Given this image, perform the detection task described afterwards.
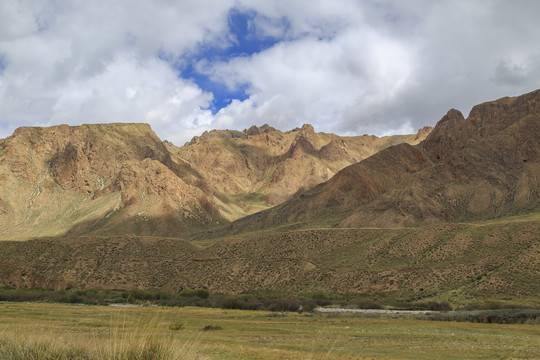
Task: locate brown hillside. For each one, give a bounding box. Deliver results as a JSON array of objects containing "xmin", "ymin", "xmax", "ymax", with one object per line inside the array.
[
  {"xmin": 0, "ymin": 123, "xmax": 222, "ymax": 240},
  {"xmin": 0, "ymin": 218, "xmax": 538, "ymax": 306},
  {"xmin": 229, "ymin": 89, "xmax": 540, "ymax": 232},
  {"xmin": 173, "ymin": 123, "xmax": 431, "ymax": 219},
  {"xmin": 0, "ymin": 121, "xmax": 428, "ymax": 240}
]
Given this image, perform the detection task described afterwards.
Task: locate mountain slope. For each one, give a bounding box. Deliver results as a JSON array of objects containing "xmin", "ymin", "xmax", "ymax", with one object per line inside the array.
[
  {"xmin": 0, "ymin": 123, "xmax": 222, "ymax": 240},
  {"xmin": 228, "ymin": 89, "xmax": 540, "ymax": 232},
  {"xmin": 0, "ymin": 122, "xmax": 429, "ymax": 240},
  {"xmin": 0, "ymin": 90, "xmax": 539, "ymax": 307},
  {"xmin": 172, "ymin": 124, "xmax": 431, "ymax": 219}
]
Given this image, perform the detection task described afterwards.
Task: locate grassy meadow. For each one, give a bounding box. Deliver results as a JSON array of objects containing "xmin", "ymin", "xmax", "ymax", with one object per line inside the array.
[{"xmin": 0, "ymin": 303, "xmax": 539, "ymax": 359}]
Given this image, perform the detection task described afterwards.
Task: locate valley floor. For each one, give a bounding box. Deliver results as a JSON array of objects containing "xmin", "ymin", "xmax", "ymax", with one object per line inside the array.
[{"xmin": 0, "ymin": 303, "xmax": 539, "ymax": 359}]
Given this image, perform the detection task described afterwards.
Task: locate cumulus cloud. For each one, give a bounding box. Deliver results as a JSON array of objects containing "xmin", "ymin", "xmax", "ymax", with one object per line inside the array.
[
  {"xmin": 0, "ymin": 0, "xmax": 232, "ymax": 140},
  {"xmin": 1, "ymin": 0, "xmax": 539, "ymax": 144},
  {"xmin": 208, "ymin": 0, "xmax": 540, "ymax": 137},
  {"xmin": 205, "ymin": 29, "xmax": 415, "ymax": 135}
]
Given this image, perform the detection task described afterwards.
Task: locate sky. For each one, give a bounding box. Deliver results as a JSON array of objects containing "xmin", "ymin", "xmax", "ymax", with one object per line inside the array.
[{"xmin": 0, "ymin": 0, "xmax": 539, "ymax": 145}]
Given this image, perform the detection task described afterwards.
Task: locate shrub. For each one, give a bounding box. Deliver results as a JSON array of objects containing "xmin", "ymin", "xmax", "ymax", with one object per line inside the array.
[
  {"xmin": 68, "ymin": 294, "xmax": 82, "ymax": 304},
  {"xmin": 355, "ymin": 300, "xmax": 383, "ymax": 310},
  {"xmin": 406, "ymin": 301, "xmax": 453, "ymax": 312},
  {"xmin": 179, "ymin": 289, "xmax": 210, "ymax": 299},
  {"xmin": 221, "ymin": 295, "xmax": 262, "ymax": 310},
  {"xmin": 202, "ymin": 325, "xmax": 222, "ymax": 331},
  {"xmin": 270, "ymin": 298, "xmax": 300, "ymax": 312},
  {"xmin": 300, "ymin": 300, "xmax": 318, "ymax": 313},
  {"xmin": 425, "ymin": 301, "xmax": 453, "ymax": 312},
  {"xmin": 221, "ymin": 296, "xmax": 240, "ymax": 309},
  {"xmin": 311, "ymin": 293, "xmax": 331, "ymax": 306},
  {"xmin": 195, "ymin": 289, "xmax": 210, "ymax": 299}
]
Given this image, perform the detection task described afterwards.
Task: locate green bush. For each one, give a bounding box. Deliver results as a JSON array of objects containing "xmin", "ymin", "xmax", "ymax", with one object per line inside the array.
[
  {"xmin": 221, "ymin": 295, "xmax": 261, "ymax": 310},
  {"xmin": 179, "ymin": 289, "xmax": 209, "ymax": 299},
  {"xmin": 310, "ymin": 293, "xmax": 331, "ymax": 306},
  {"xmin": 269, "ymin": 298, "xmax": 300, "ymax": 312},
  {"xmin": 422, "ymin": 301, "xmax": 452, "ymax": 312}
]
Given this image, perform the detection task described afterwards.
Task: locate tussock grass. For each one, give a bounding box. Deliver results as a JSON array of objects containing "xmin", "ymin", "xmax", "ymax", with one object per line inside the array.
[
  {"xmin": 0, "ymin": 307, "xmax": 207, "ymax": 360},
  {"xmin": 0, "ymin": 336, "xmax": 87, "ymax": 360}
]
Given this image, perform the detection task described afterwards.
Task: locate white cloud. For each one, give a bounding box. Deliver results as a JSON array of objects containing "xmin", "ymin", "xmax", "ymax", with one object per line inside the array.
[
  {"xmin": 207, "ymin": 0, "xmax": 540, "ymax": 137},
  {"xmin": 206, "ymin": 18, "xmax": 416, "ymax": 135},
  {"xmin": 1, "ymin": 0, "xmax": 539, "ymax": 144},
  {"xmin": 0, "ymin": 0, "xmax": 233, "ymax": 140}
]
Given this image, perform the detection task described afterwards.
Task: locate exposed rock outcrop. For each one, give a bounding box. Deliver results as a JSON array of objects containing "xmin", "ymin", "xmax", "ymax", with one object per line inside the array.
[{"xmin": 0, "ymin": 123, "xmax": 223, "ymax": 240}]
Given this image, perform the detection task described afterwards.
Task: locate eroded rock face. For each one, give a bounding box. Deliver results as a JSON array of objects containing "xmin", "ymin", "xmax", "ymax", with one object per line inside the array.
[
  {"xmin": 185, "ymin": 124, "xmax": 278, "ymax": 145},
  {"xmin": 175, "ymin": 123, "xmax": 430, "ymax": 216},
  {"xmin": 229, "ymin": 89, "xmax": 540, "ymax": 232},
  {"xmin": 0, "ymin": 123, "xmax": 222, "ymax": 240},
  {"xmin": 0, "ymin": 120, "xmax": 431, "ymax": 239}
]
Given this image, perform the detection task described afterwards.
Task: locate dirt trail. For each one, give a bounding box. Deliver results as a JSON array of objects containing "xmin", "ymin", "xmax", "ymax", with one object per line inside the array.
[{"xmin": 315, "ymin": 308, "xmax": 433, "ymax": 314}]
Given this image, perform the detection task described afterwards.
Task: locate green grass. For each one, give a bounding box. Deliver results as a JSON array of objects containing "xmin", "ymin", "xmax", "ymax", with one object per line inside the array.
[{"xmin": 0, "ymin": 303, "xmax": 538, "ymax": 359}]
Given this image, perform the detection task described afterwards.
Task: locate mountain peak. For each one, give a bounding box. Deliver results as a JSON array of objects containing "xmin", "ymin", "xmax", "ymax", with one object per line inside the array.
[
  {"xmin": 0, "ymin": 122, "xmax": 222, "ymax": 239},
  {"xmin": 228, "ymin": 88, "xmax": 540, "ymax": 232},
  {"xmin": 300, "ymin": 123, "xmax": 315, "ymax": 133},
  {"xmin": 244, "ymin": 124, "xmax": 277, "ymax": 136},
  {"xmin": 186, "ymin": 124, "xmax": 278, "ymax": 145}
]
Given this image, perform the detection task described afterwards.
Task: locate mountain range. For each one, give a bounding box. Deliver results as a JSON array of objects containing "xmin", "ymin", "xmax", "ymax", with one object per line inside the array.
[
  {"xmin": 0, "ymin": 121, "xmax": 429, "ymax": 240},
  {"xmin": 0, "ymin": 89, "xmax": 539, "ymax": 307},
  {"xmin": 229, "ymin": 89, "xmax": 540, "ymax": 232}
]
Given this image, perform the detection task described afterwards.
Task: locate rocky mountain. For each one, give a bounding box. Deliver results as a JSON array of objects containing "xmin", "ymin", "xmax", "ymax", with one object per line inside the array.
[
  {"xmin": 0, "ymin": 122, "xmax": 428, "ymax": 240},
  {"xmin": 184, "ymin": 124, "xmax": 277, "ymax": 145},
  {"xmin": 171, "ymin": 124, "xmax": 431, "ymax": 219},
  {"xmin": 0, "ymin": 123, "xmax": 223, "ymax": 240},
  {"xmin": 0, "ymin": 89, "xmax": 539, "ymax": 307},
  {"xmin": 229, "ymin": 89, "xmax": 540, "ymax": 232}
]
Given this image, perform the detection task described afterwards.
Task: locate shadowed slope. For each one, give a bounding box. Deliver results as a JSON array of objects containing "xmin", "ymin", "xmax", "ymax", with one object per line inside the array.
[{"xmin": 228, "ymin": 89, "xmax": 540, "ymax": 232}]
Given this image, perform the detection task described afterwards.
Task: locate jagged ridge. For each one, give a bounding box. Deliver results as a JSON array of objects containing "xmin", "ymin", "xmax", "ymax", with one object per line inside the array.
[{"xmin": 173, "ymin": 123, "xmax": 430, "ymax": 219}]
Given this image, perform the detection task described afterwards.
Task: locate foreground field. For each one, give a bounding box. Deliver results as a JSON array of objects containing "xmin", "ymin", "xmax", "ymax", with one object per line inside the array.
[{"xmin": 0, "ymin": 303, "xmax": 539, "ymax": 359}]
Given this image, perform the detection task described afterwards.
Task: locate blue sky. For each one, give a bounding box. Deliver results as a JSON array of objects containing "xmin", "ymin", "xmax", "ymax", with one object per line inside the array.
[
  {"xmin": 180, "ymin": 9, "xmax": 283, "ymax": 113},
  {"xmin": 0, "ymin": 0, "xmax": 539, "ymax": 144}
]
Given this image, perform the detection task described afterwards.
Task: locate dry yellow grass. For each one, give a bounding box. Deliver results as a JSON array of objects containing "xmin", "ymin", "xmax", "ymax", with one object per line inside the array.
[
  {"xmin": 0, "ymin": 304, "xmax": 207, "ymax": 359},
  {"xmin": 0, "ymin": 303, "xmax": 539, "ymax": 359}
]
